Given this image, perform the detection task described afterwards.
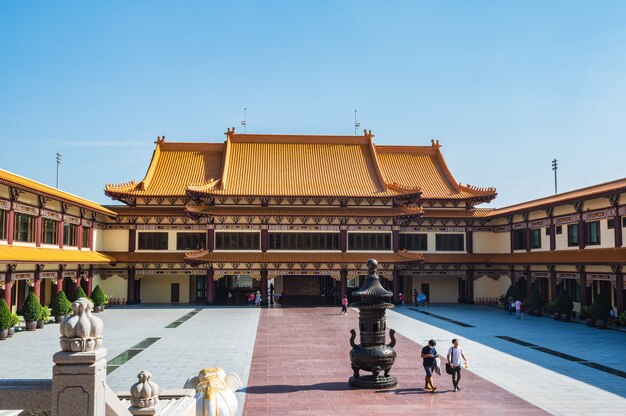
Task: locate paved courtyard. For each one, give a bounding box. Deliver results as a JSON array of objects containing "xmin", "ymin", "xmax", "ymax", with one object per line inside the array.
[{"xmin": 1, "ymin": 304, "xmax": 625, "ymax": 415}]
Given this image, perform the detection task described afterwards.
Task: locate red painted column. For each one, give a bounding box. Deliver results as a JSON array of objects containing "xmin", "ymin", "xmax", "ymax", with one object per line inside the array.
[
  {"xmin": 89, "ymin": 225, "xmax": 94, "ymax": 250},
  {"xmin": 613, "ymin": 266, "xmax": 623, "ymax": 314},
  {"xmin": 127, "ymin": 268, "xmax": 136, "ymax": 304},
  {"xmin": 56, "ymin": 267, "xmax": 64, "ymax": 294},
  {"xmin": 260, "ymin": 268, "xmax": 268, "ymax": 307},
  {"xmin": 340, "ymin": 268, "xmax": 348, "ymax": 299},
  {"xmin": 578, "ymin": 265, "xmax": 589, "ymax": 306},
  {"xmin": 578, "ymin": 219, "xmax": 586, "ymax": 249},
  {"xmin": 86, "ymin": 266, "xmax": 93, "ymax": 296},
  {"xmin": 7, "ymin": 208, "xmax": 14, "ymax": 245},
  {"xmin": 549, "ymin": 265, "xmax": 557, "ymax": 301},
  {"xmin": 549, "ymin": 223, "xmax": 556, "ymax": 251},
  {"xmin": 392, "ymin": 269, "xmax": 400, "ymax": 303},
  {"xmin": 525, "ymin": 225, "xmax": 532, "ymax": 253},
  {"xmin": 207, "ymin": 227, "xmax": 215, "ymax": 252},
  {"xmin": 206, "ymin": 269, "xmax": 215, "ymax": 305},
  {"xmin": 458, "ymin": 277, "xmax": 465, "ymax": 303},
  {"xmin": 33, "ymin": 264, "xmax": 42, "ymax": 298},
  {"xmin": 4, "ymin": 265, "xmax": 14, "ymax": 310},
  {"xmin": 340, "ymin": 228, "xmax": 347, "ymax": 252},
  {"xmin": 392, "ymin": 229, "xmax": 400, "ymax": 253},
  {"xmin": 466, "ymin": 268, "xmax": 475, "ymax": 304},
  {"xmin": 35, "ymin": 213, "xmax": 42, "ymax": 247},
  {"xmin": 261, "ymin": 228, "xmax": 269, "ymax": 252},
  {"xmin": 58, "ymin": 219, "xmax": 65, "ymax": 249},
  {"xmin": 614, "ymin": 213, "xmax": 623, "ymax": 247},
  {"xmin": 77, "ymin": 225, "xmax": 83, "ymax": 251},
  {"xmin": 465, "ymin": 229, "xmax": 474, "ymax": 254},
  {"xmin": 128, "ymin": 228, "xmax": 136, "ymax": 252},
  {"xmin": 525, "ymin": 266, "xmax": 532, "ymax": 299}
]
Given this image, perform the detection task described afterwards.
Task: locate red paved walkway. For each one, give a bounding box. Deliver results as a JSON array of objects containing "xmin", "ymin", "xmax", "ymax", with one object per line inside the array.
[{"xmin": 243, "ymin": 307, "xmax": 546, "ymax": 416}]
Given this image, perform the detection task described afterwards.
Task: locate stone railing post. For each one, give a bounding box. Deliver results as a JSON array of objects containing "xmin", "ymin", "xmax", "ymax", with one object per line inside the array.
[{"xmin": 51, "ymin": 297, "xmax": 106, "ymax": 416}]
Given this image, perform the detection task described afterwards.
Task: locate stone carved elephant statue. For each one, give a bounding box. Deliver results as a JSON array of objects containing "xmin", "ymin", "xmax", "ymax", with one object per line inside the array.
[{"xmin": 184, "ymin": 367, "xmax": 243, "ymax": 416}]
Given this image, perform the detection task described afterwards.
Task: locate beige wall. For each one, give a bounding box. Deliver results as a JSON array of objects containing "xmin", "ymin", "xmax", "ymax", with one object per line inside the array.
[
  {"xmin": 93, "ymin": 273, "xmax": 128, "ymax": 301},
  {"xmin": 99, "ymin": 229, "xmax": 129, "ymax": 251},
  {"xmin": 140, "ymin": 274, "xmax": 190, "ymax": 303},
  {"xmin": 408, "ymin": 276, "xmax": 458, "ymax": 303},
  {"xmin": 474, "ymin": 231, "xmax": 509, "ymax": 253},
  {"xmin": 474, "ymin": 274, "xmax": 510, "ymax": 300}
]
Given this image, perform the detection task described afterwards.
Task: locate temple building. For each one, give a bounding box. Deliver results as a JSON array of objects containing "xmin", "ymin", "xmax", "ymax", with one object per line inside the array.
[{"xmin": 1, "ymin": 129, "xmax": 625, "ymax": 316}]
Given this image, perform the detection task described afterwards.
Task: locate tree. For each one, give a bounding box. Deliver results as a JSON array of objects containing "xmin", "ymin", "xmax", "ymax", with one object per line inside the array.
[
  {"xmin": 555, "ymin": 290, "xmax": 573, "ymax": 315},
  {"xmin": 90, "ymin": 285, "xmax": 107, "ymax": 307},
  {"xmin": 52, "ymin": 291, "xmax": 72, "ymax": 317},
  {"xmin": 527, "ymin": 288, "xmax": 544, "ymax": 311},
  {"xmin": 590, "ymin": 294, "xmax": 611, "ymax": 321},
  {"xmin": 22, "ymin": 292, "xmax": 42, "ymax": 322},
  {"xmin": 0, "ymin": 299, "xmax": 11, "ymax": 331},
  {"xmin": 74, "ymin": 286, "xmax": 88, "ymax": 301}
]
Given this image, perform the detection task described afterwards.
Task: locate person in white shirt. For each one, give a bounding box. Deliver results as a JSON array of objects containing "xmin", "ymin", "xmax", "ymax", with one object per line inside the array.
[
  {"xmin": 447, "ymin": 338, "xmax": 468, "ymax": 392},
  {"xmin": 514, "ymin": 299, "xmax": 522, "ymax": 319}
]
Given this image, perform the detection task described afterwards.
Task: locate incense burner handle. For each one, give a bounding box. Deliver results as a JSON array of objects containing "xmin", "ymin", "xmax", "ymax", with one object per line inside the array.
[
  {"xmin": 349, "ymin": 329, "xmax": 357, "ymax": 348},
  {"xmin": 387, "ymin": 329, "xmax": 396, "ymax": 348}
]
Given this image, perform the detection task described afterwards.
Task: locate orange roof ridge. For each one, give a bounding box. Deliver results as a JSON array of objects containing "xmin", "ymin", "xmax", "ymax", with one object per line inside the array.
[
  {"xmin": 363, "ymin": 130, "xmax": 389, "ymax": 191},
  {"xmin": 387, "ymin": 182, "xmax": 422, "ymax": 193},
  {"xmin": 105, "ymin": 136, "xmax": 165, "ymax": 194},
  {"xmin": 460, "ymin": 183, "xmax": 497, "ymax": 194},
  {"xmin": 229, "ymin": 133, "xmax": 370, "ymax": 145},
  {"xmin": 220, "ymin": 127, "xmax": 235, "ymax": 190},
  {"xmin": 0, "ymin": 168, "xmax": 116, "ymax": 216},
  {"xmin": 186, "ymin": 178, "xmax": 221, "ymax": 193}
]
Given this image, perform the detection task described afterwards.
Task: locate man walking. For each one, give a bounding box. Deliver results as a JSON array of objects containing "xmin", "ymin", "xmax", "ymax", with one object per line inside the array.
[
  {"xmin": 421, "ymin": 339, "xmax": 439, "ymax": 392},
  {"xmin": 514, "ymin": 298, "xmax": 522, "ymax": 319},
  {"xmin": 447, "ymin": 338, "xmax": 467, "ymax": 391}
]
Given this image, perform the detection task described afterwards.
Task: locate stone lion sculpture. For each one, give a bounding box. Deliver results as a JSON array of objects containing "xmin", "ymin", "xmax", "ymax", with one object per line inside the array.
[{"xmin": 184, "ymin": 367, "xmax": 242, "ymax": 416}]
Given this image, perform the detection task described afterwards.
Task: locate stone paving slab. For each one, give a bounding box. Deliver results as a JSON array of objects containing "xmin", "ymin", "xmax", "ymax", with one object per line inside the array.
[
  {"xmin": 390, "ymin": 305, "xmax": 626, "ymax": 416},
  {"xmin": 243, "ymin": 307, "xmax": 545, "ymax": 416}
]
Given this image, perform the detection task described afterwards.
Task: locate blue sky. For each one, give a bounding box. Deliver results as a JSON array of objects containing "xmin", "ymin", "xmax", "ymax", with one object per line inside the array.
[{"xmin": 1, "ymin": 1, "xmax": 625, "ymax": 207}]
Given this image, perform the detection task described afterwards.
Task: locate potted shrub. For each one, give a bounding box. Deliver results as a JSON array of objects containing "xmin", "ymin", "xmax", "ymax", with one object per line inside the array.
[
  {"xmin": 555, "ymin": 290, "xmax": 573, "ymax": 321},
  {"xmin": 90, "ymin": 285, "xmax": 107, "ymax": 312},
  {"xmin": 527, "ymin": 288, "xmax": 544, "ymax": 316},
  {"xmin": 9, "ymin": 313, "xmax": 19, "ymax": 337},
  {"xmin": 22, "ymin": 293, "xmax": 42, "ymax": 331},
  {"xmin": 73, "ymin": 286, "xmax": 88, "ymax": 301},
  {"xmin": 38, "ymin": 305, "xmax": 51, "ymax": 328},
  {"xmin": 0, "ymin": 299, "xmax": 11, "ymax": 340},
  {"xmin": 580, "ymin": 305, "xmax": 594, "ymax": 326},
  {"xmin": 590, "ymin": 294, "xmax": 611, "ymax": 329},
  {"xmin": 51, "ymin": 291, "xmax": 71, "ymax": 323},
  {"xmin": 619, "ymin": 311, "xmax": 626, "ymax": 326}
]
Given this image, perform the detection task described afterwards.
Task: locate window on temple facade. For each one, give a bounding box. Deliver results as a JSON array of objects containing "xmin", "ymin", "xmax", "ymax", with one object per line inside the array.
[
  {"xmin": 269, "ymin": 232, "xmax": 339, "ymax": 250},
  {"xmin": 567, "ymin": 224, "xmax": 578, "ymax": 246},
  {"xmin": 399, "ymin": 233, "xmax": 427, "ymax": 251},
  {"xmin": 81, "ymin": 226, "xmax": 90, "ymax": 248},
  {"xmin": 512, "ymin": 229, "xmax": 526, "ymax": 250},
  {"xmin": 556, "ymin": 225, "xmax": 562, "ymax": 234},
  {"xmin": 585, "ymin": 221, "xmax": 600, "ymax": 245},
  {"xmin": 63, "ymin": 223, "xmax": 78, "ymax": 246},
  {"xmin": 14, "ymin": 212, "xmax": 36, "ymax": 242},
  {"xmin": 42, "ymin": 218, "xmax": 59, "ymax": 245},
  {"xmin": 0, "ymin": 210, "xmax": 7, "ymax": 240},
  {"xmin": 563, "ymin": 279, "xmax": 581, "ymax": 302},
  {"xmin": 348, "ymin": 232, "xmax": 391, "ymax": 251},
  {"xmin": 531, "ymin": 229, "xmax": 541, "ymax": 249},
  {"xmin": 231, "ymin": 275, "xmax": 253, "ymax": 288},
  {"xmin": 435, "ymin": 234, "xmax": 464, "ymax": 251},
  {"xmin": 138, "ymin": 232, "xmax": 169, "ymax": 250},
  {"xmin": 607, "ymin": 218, "xmax": 614, "ymax": 229},
  {"xmin": 215, "ymin": 232, "xmax": 260, "ymax": 250},
  {"xmin": 176, "ymin": 232, "xmax": 206, "ymax": 250},
  {"xmin": 623, "ymin": 217, "xmax": 626, "ymax": 228}
]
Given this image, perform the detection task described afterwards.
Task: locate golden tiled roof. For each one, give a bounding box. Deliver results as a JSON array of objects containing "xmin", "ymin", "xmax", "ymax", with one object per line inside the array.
[
  {"xmin": 107, "ymin": 206, "xmax": 187, "ymax": 216},
  {"xmin": 423, "ymin": 248, "xmax": 626, "ymax": 265},
  {"xmin": 106, "ymin": 132, "xmax": 495, "ymax": 202},
  {"xmin": 376, "ymin": 144, "xmax": 496, "ymax": 200},
  {"xmin": 489, "ymin": 177, "xmax": 626, "ymax": 217},
  {"xmin": 1, "ymin": 169, "xmax": 116, "ymax": 216},
  {"xmin": 422, "ymin": 209, "xmax": 494, "ymax": 218},
  {"xmin": 184, "ymin": 250, "xmax": 424, "ymax": 264},
  {"xmin": 102, "ymin": 252, "xmax": 186, "ymax": 263},
  {"xmin": 105, "ymin": 139, "xmax": 223, "ymax": 197},
  {"xmin": 184, "ymin": 205, "xmax": 423, "ymax": 217},
  {"xmin": 0, "ymin": 246, "xmax": 115, "ymax": 264}
]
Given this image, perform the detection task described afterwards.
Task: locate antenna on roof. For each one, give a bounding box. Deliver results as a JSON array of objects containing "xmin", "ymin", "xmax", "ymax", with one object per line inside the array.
[
  {"xmin": 552, "ymin": 159, "xmax": 558, "ymax": 194},
  {"xmin": 354, "ymin": 110, "xmax": 360, "ymax": 136},
  {"xmin": 55, "ymin": 152, "xmax": 62, "ymax": 188},
  {"xmin": 241, "ymin": 107, "xmax": 247, "ymax": 134}
]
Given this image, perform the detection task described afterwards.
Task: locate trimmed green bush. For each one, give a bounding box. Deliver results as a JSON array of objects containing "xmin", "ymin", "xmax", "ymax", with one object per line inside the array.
[
  {"xmin": 580, "ymin": 305, "xmax": 592, "ymax": 320},
  {"xmin": 555, "ymin": 290, "xmax": 574, "ymax": 315},
  {"xmin": 527, "ymin": 288, "xmax": 544, "ymax": 311},
  {"xmin": 590, "ymin": 294, "xmax": 611, "ymax": 321},
  {"xmin": 51, "ymin": 291, "xmax": 71, "ymax": 317},
  {"xmin": 90, "ymin": 285, "xmax": 107, "ymax": 307},
  {"xmin": 619, "ymin": 311, "xmax": 626, "ymax": 326},
  {"xmin": 504, "ymin": 285, "xmax": 519, "ymax": 302},
  {"xmin": 74, "ymin": 286, "xmax": 87, "ymax": 301},
  {"xmin": 22, "ymin": 293, "xmax": 41, "ymax": 322},
  {"xmin": 0, "ymin": 299, "xmax": 11, "ymax": 330}
]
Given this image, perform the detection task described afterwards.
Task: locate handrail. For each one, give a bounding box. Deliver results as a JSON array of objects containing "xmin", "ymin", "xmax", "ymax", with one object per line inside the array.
[{"xmin": 0, "ymin": 379, "xmax": 52, "ymax": 411}]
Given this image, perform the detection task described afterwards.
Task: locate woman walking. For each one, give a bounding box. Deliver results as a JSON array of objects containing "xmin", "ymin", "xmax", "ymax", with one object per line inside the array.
[
  {"xmin": 421, "ymin": 339, "xmax": 439, "ymax": 391},
  {"xmin": 340, "ymin": 295, "xmax": 348, "ymax": 315},
  {"xmin": 447, "ymin": 338, "xmax": 468, "ymax": 392}
]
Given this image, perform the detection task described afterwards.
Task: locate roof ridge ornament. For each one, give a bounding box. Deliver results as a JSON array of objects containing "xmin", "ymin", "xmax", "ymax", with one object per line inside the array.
[
  {"xmin": 225, "ymin": 127, "xmax": 236, "ymax": 140},
  {"xmin": 430, "ymin": 139, "xmax": 441, "ymax": 149},
  {"xmin": 364, "ymin": 129, "xmax": 374, "ymax": 140},
  {"xmin": 154, "ymin": 136, "xmax": 166, "ymax": 147}
]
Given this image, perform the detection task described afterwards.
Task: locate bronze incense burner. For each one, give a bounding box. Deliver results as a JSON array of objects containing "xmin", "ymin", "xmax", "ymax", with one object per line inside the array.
[{"xmin": 348, "ymin": 258, "xmax": 398, "ymax": 389}]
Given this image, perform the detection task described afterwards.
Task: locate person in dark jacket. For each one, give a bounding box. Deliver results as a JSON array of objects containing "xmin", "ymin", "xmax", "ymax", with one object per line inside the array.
[{"xmin": 421, "ymin": 339, "xmax": 439, "ymax": 391}]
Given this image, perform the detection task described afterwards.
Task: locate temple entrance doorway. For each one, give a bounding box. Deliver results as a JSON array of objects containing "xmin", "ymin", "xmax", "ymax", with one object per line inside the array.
[{"xmin": 279, "ymin": 275, "xmax": 336, "ymax": 306}]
